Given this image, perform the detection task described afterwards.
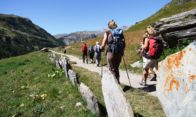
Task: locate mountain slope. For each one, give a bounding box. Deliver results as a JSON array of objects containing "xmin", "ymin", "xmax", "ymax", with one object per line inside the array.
[
  {"xmin": 0, "ymin": 14, "xmax": 61, "ymax": 59},
  {"xmin": 128, "ymin": 0, "xmax": 196, "ymax": 31},
  {"xmin": 55, "ymin": 31, "xmax": 103, "ymax": 45}
]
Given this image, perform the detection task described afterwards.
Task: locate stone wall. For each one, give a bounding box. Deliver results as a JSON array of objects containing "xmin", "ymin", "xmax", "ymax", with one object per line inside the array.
[
  {"xmin": 48, "ymin": 51, "xmax": 101, "ymax": 116},
  {"xmin": 157, "ymin": 41, "xmax": 196, "ymax": 117},
  {"xmin": 48, "ymin": 50, "xmax": 135, "ymax": 117}
]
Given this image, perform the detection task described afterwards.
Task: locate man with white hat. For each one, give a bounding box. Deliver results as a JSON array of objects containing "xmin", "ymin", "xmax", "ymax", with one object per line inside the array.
[{"xmin": 94, "ymin": 41, "xmax": 101, "ymax": 66}]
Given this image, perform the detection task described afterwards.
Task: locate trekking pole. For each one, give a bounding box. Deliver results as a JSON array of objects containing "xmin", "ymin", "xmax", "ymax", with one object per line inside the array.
[
  {"xmin": 122, "ymin": 56, "xmax": 131, "ymax": 86},
  {"xmin": 101, "ymin": 54, "xmax": 103, "ymax": 78}
]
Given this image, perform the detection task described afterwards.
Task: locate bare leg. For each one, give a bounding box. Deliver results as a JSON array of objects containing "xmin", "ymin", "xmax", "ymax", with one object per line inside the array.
[{"xmin": 141, "ymin": 68, "xmax": 148, "ymax": 86}]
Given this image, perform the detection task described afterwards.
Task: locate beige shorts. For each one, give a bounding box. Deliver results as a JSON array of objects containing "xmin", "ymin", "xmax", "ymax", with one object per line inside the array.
[{"xmin": 142, "ymin": 57, "xmax": 158, "ymax": 71}]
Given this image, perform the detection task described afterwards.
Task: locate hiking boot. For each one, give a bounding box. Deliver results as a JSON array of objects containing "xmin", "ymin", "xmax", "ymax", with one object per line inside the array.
[
  {"xmin": 140, "ymin": 82, "xmax": 147, "ymax": 86},
  {"xmin": 150, "ymin": 74, "xmax": 157, "ymax": 81}
]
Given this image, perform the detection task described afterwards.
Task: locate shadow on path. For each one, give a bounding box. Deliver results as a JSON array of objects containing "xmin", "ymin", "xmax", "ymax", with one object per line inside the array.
[
  {"xmin": 139, "ymin": 84, "xmax": 156, "ymax": 92},
  {"xmin": 122, "ymin": 84, "xmax": 156, "ymax": 93}
]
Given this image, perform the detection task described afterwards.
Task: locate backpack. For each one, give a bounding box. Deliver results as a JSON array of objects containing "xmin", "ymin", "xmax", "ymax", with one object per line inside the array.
[
  {"xmin": 95, "ymin": 45, "xmax": 101, "ymax": 53},
  {"xmin": 89, "ymin": 46, "xmax": 94, "ymax": 54},
  {"xmin": 108, "ymin": 28, "xmax": 125, "ymax": 54},
  {"xmin": 82, "ymin": 44, "xmax": 87, "ymax": 53},
  {"xmin": 147, "ymin": 37, "xmax": 163, "ymax": 59}
]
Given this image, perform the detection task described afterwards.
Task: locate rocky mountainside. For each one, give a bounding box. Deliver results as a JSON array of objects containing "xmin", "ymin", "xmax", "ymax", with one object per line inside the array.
[
  {"xmin": 55, "ymin": 31, "xmax": 104, "ymax": 45},
  {"xmin": 0, "ymin": 14, "xmax": 61, "ymax": 59}
]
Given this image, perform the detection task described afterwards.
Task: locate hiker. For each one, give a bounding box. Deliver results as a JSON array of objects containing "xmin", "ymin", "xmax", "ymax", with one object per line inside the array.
[
  {"xmin": 100, "ymin": 20, "xmax": 125, "ymax": 84},
  {"xmin": 140, "ymin": 25, "xmax": 163, "ymax": 86},
  {"xmin": 88, "ymin": 45, "xmax": 95, "ymax": 63},
  {"xmin": 81, "ymin": 42, "xmax": 88, "ymax": 64},
  {"xmin": 94, "ymin": 42, "xmax": 101, "ymax": 66},
  {"xmin": 63, "ymin": 47, "xmax": 66, "ymax": 54}
]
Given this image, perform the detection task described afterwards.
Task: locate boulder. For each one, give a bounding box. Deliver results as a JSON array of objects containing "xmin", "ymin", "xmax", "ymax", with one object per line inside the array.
[
  {"xmin": 79, "ymin": 83, "xmax": 100, "ymax": 116},
  {"xmin": 49, "ymin": 52, "xmax": 56, "ymax": 65},
  {"xmin": 102, "ymin": 70, "xmax": 134, "ymax": 117},
  {"xmin": 157, "ymin": 41, "xmax": 196, "ymax": 117},
  {"xmin": 153, "ymin": 9, "xmax": 196, "ymax": 47},
  {"xmin": 60, "ymin": 57, "xmax": 69, "ymax": 78},
  {"xmin": 40, "ymin": 48, "xmax": 49, "ymax": 52},
  {"xmin": 68, "ymin": 69, "xmax": 79, "ymax": 86}
]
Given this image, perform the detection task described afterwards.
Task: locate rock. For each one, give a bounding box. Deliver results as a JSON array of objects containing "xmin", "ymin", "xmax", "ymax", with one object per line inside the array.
[
  {"xmin": 75, "ymin": 102, "xmax": 83, "ymax": 108},
  {"xmin": 163, "ymin": 27, "xmax": 196, "ymax": 40},
  {"xmin": 157, "ymin": 41, "xmax": 196, "ymax": 117},
  {"xmin": 40, "ymin": 48, "xmax": 49, "ymax": 52},
  {"xmin": 68, "ymin": 70, "xmax": 79, "ymax": 86},
  {"xmin": 49, "ymin": 52, "xmax": 56, "ymax": 64},
  {"xmin": 102, "ymin": 70, "xmax": 134, "ymax": 117},
  {"xmin": 79, "ymin": 83, "xmax": 100, "ymax": 116},
  {"xmin": 130, "ymin": 61, "xmax": 142, "ymax": 68},
  {"xmin": 59, "ymin": 57, "xmax": 69, "ymax": 78},
  {"xmin": 153, "ymin": 9, "xmax": 196, "ymax": 47},
  {"xmin": 55, "ymin": 60, "xmax": 60, "ymax": 68},
  {"xmin": 40, "ymin": 94, "xmax": 47, "ymax": 100},
  {"xmin": 19, "ymin": 103, "xmax": 25, "ymax": 107}
]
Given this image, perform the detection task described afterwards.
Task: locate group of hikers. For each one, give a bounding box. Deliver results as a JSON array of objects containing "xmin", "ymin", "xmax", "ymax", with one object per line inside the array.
[
  {"xmin": 80, "ymin": 20, "xmax": 163, "ymax": 86},
  {"xmin": 81, "ymin": 41, "xmax": 102, "ymax": 66}
]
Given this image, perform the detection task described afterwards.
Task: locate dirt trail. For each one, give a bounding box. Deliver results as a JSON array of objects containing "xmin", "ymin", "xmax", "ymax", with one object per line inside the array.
[{"xmin": 66, "ymin": 54, "xmax": 157, "ymax": 96}]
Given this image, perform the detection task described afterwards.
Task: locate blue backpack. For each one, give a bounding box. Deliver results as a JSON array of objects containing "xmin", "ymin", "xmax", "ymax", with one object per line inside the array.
[{"xmin": 108, "ymin": 28, "xmax": 125, "ymax": 54}]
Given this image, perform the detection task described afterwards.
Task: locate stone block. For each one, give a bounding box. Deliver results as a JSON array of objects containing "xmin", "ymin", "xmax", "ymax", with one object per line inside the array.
[
  {"xmin": 102, "ymin": 70, "xmax": 134, "ymax": 117},
  {"xmin": 157, "ymin": 41, "xmax": 196, "ymax": 117}
]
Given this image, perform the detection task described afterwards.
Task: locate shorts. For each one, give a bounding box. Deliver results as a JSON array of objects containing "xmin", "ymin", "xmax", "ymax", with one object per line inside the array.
[{"xmin": 142, "ymin": 57, "xmax": 158, "ymax": 70}]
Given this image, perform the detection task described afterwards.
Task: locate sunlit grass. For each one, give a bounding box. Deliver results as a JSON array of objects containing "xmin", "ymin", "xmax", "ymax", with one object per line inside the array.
[{"xmin": 0, "ymin": 52, "xmax": 94, "ymax": 117}]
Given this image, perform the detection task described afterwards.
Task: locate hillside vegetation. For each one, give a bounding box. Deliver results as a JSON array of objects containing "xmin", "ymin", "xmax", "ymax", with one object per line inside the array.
[
  {"xmin": 0, "ymin": 52, "xmax": 94, "ymax": 116},
  {"xmin": 66, "ymin": 0, "xmax": 196, "ymax": 71},
  {"xmin": 0, "ymin": 14, "xmax": 61, "ymax": 59}
]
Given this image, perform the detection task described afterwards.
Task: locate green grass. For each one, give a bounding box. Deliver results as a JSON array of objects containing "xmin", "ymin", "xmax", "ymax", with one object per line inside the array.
[
  {"xmin": 0, "ymin": 52, "xmax": 95, "ymax": 117},
  {"xmin": 72, "ymin": 66, "xmax": 165, "ymax": 117},
  {"xmin": 125, "ymin": 88, "xmax": 165, "ymax": 117}
]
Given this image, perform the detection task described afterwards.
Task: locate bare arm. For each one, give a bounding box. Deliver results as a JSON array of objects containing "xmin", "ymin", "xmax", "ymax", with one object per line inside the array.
[
  {"xmin": 101, "ymin": 32, "xmax": 108, "ymax": 50},
  {"xmin": 141, "ymin": 37, "xmax": 149, "ymax": 52}
]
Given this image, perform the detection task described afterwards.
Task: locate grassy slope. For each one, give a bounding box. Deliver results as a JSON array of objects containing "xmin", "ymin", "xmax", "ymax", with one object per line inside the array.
[
  {"xmin": 0, "ymin": 52, "xmax": 94, "ymax": 117},
  {"xmin": 73, "ymin": 66, "xmax": 165, "ymax": 117},
  {"xmin": 66, "ymin": 2, "xmax": 196, "ymax": 73}
]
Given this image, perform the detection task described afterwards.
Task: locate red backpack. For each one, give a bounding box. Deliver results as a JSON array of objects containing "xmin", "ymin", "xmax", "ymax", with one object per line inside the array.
[
  {"xmin": 147, "ymin": 37, "xmax": 163, "ymax": 59},
  {"xmin": 82, "ymin": 44, "xmax": 87, "ymax": 53}
]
